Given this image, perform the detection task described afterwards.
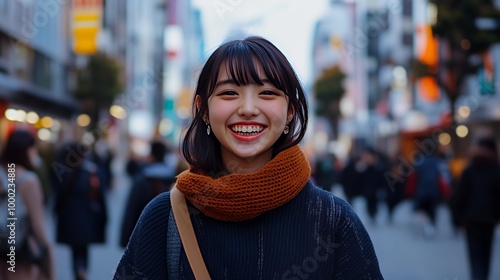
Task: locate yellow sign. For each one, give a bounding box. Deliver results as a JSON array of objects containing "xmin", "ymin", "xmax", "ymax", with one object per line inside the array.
[{"xmin": 71, "ymin": 0, "xmax": 103, "ymax": 54}]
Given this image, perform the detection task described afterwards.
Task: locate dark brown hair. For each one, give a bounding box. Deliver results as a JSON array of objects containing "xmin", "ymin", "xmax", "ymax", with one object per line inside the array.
[
  {"xmin": 182, "ymin": 36, "xmax": 309, "ymax": 175},
  {"xmin": 0, "ymin": 130, "xmax": 36, "ymax": 171}
]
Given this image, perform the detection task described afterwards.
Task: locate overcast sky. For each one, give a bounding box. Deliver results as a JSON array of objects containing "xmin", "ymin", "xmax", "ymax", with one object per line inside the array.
[{"xmin": 192, "ymin": 0, "xmax": 329, "ymax": 86}]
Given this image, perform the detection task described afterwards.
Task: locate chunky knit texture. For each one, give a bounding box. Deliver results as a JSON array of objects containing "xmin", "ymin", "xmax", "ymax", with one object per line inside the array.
[
  {"xmin": 113, "ymin": 182, "xmax": 384, "ymax": 279},
  {"xmin": 176, "ymin": 145, "xmax": 311, "ymax": 222}
]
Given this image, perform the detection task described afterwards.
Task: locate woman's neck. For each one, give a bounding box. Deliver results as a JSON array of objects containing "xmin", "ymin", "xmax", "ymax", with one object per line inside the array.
[{"xmin": 222, "ymin": 153, "xmax": 272, "ymax": 174}]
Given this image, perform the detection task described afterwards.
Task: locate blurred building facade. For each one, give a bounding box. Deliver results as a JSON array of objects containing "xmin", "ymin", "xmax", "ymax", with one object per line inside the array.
[
  {"xmin": 120, "ymin": 0, "xmax": 204, "ymax": 157},
  {"xmin": 161, "ymin": 0, "xmax": 204, "ymax": 145},
  {"xmin": 0, "ymin": 0, "xmax": 129, "ymax": 146},
  {"xmin": 120, "ymin": 0, "xmax": 166, "ymax": 157},
  {"xmin": 312, "ymin": 0, "xmax": 500, "ymax": 162},
  {"xmin": 0, "ymin": 0, "xmax": 206, "ymax": 156},
  {"xmin": 311, "ymin": 1, "xmax": 362, "ymax": 159},
  {"xmin": 0, "ymin": 0, "xmax": 77, "ymax": 143}
]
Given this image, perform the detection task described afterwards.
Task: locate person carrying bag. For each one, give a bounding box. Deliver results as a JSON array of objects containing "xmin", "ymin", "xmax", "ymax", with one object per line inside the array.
[
  {"xmin": 0, "ymin": 130, "xmax": 55, "ymax": 280},
  {"xmin": 113, "ymin": 36, "xmax": 383, "ymax": 279}
]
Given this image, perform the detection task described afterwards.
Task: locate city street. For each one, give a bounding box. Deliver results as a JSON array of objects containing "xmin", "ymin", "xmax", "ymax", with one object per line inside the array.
[
  {"xmin": 2, "ymin": 0, "xmax": 500, "ymax": 279},
  {"xmin": 47, "ymin": 168, "xmax": 500, "ymax": 280},
  {"xmin": 334, "ymin": 186, "xmax": 500, "ymax": 280}
]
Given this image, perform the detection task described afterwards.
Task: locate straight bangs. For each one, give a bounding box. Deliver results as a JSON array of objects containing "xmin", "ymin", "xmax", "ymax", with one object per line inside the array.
[
  {"xmin": 209, "ymin": 41, "xmax": 289, "ymax": 95},
  {"xmin": 184, "ymin": 36, "xmax": 308, "ymax": 175}
]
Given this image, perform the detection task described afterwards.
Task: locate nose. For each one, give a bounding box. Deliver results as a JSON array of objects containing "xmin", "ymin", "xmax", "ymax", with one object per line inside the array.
[{"xmin": 237, "ymin": 94, "xmax": 259, "ymax": 116}]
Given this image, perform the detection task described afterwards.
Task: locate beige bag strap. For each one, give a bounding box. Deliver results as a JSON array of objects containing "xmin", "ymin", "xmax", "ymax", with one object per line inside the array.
[{"xmin": 170, "ymin": 185, "xmax": 211, "ymax": 280}]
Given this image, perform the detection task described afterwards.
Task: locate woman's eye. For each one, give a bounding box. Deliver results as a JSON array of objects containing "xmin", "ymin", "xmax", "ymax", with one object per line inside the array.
[
  {"xmin": 261, "ymin": 90, "xmax": 278, "ymax": 96},
  {"xmin": 219, "ymin": 90, "xmax": 238, "ymax": 96}
]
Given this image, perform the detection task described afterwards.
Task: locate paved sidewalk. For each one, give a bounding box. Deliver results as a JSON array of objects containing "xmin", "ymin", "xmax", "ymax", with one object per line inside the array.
[{"xmin": 336, "ymin": 186, "xmax": 500, "ymax": 280}]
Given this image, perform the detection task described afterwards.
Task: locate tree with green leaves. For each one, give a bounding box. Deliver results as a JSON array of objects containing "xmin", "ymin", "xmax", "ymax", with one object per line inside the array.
[
  {"xmin": 416, "ymin": 0, "xmax": 500, "ymax": 121},
  {"xmin": 314, "ymin": 65, "xmax": 346, "ymax": 140},
  {"xmin": 74, "ymin": 53, "xmax": 123, "ymax": 130}
]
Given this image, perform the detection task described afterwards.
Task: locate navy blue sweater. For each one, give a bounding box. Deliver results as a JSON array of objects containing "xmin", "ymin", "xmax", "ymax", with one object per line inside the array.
[{"xmin": 114, "ymin": 181, "xmax": 383, "ymax": 279}]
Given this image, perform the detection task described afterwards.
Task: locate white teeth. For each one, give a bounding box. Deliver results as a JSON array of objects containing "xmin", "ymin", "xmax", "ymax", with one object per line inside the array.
[{"xmin": 231, "ymin": 125, "xmax": 264, "ymax": 133}]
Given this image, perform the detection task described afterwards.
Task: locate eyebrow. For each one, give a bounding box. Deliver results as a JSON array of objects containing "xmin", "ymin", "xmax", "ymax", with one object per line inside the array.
[
  {"xmin": 215, "ymin": 78, "xmax": 272, "ymax": 88},
  {"xmin": 214, "ymin": 79, "xmax": 235, "ymax": 88}
]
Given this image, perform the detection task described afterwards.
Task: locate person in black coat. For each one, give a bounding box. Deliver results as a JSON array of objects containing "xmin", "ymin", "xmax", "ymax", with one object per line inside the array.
[
  {"xmin": 384, "ymin": 159, "xmax": 407, "ymax": 223},
  {"xmin": 312, "ymin": 152, "xmax": 339, "ymax": 191},
  {"xmin": 119, "ymin": 140, "xmax": 177, "ymax": 248},
  {"xmin": 451, "ymin": 137, "xmax": 500, "ymax": 280},
  {"xmin": 339, "ymin": 147, "xmax": 385, "ymax": 224},
  {"xmin": 339, "ymin": 154, "xmax": 363, "ymax": 205},
  {"xmin": 53, "ymin": 142, "xmax": 108, "ymax": 280},
  {"xmin": 359, "ymin": 147, "xmax": 386, "ymax": 224}
]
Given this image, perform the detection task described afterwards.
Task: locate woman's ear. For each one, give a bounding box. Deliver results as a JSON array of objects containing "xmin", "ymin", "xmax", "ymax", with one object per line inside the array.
[
  {"xmin": 195, "ymin": 95, "xmax": 209, "ymax": 123},
  {"xmin": 195, "ymin": 95, "xmax": 202, "ymax": 111},
  {"xmin": 287, "ymin": 107, "xmax": 295, "ymax": 123}
]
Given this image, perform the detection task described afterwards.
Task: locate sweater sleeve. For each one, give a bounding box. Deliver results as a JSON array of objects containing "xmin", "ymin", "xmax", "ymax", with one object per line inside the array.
[
  {"xmin": 333, "ymin": 198, "xmax": 384, "ymax": 279},
  {"xmin": 113, "ymin": 192, "xmax": 170, "ymax": 279}
]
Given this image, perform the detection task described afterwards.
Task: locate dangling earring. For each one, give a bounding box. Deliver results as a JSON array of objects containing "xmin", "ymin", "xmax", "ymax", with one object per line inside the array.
[
  {"xmin": 283, "ymin": 124, "xmax": 289, "ymax": 135},
  {"xmin": 206, "ymin": 123, "xmax": 211, "ymax": 135}
]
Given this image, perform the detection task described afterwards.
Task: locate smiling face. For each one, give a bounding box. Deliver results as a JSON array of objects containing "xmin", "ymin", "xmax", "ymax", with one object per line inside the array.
[
  {"xmin": 205, "ymin": 62, "xmax": 292, "ymax": 173},
  {"xmin": 183, "ymin": 36, "xmax": 309, "ymax": 175}
]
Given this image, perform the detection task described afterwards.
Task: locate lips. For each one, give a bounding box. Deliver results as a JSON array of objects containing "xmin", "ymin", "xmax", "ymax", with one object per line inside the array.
[
  {"xmin": 230, "ymin": 124, "xmax": 264, "ymax": 134},
  {"xmin": 229, "ymin": 123, "xmax": 266, "ymax": 142}
]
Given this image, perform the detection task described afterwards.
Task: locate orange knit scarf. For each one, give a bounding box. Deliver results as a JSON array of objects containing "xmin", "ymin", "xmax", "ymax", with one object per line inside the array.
[{"xmin": 176, "ymin": 145, "xmax": 311, "ymax": 222}]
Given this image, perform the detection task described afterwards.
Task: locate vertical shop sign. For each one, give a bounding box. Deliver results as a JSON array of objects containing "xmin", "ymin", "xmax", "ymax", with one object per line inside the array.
[{"xmin": 71, "ymin": 0, "xmax": 103, "ymax": 54}]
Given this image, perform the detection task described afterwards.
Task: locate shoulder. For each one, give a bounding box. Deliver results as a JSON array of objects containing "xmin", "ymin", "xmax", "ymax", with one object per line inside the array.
[
  {"xmin": 142, "ymin": 191, "xmax": 171, "ymax": 214},
  {"xmin": 298, "ymin": 182, "xmax": 375, "ymax": 241},
  {"xmin": 305, "ymin": 183, "xmax": 382, "ymax": 275},
  {"xmin": 14, "ymin": 169, "xmax": 43, "ymax": 207},
  {"xmin": 117, "ymin": 192, "xmax": 171, "ymax": 277},
  {"xmin": 304, "ymin": 181, "xmax": 352, "ymax": 206},
  {"xmin": 300, "ymin": 181, "xmax": 359, "ymax": 223},
  {"xmin": 133, "ymin": 192, "xmax": 171, "ymax": 234},
  {"xmin": 16, "ymin": 168, "xmax": 40, "ymax": 189},
  {"xmin": 299, "ymin": 182, "xmax": 380, "ymax": 261},
  {"xmin": 17, "ymin": 168, "xmax": 38, "ymax": 181}
]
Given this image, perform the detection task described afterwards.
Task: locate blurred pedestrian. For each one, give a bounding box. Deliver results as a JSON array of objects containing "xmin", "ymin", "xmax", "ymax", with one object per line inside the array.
[
  {"xmin": 119, "ymin": 140, "xmax": 177, "ymax": 248},
  {"xmin": 27, "ymin": 141, "xmax": 52, "ymax": 205},
  {"xmin": 52, "ymin": 142, "xmax": 108, "ymax": 280},
  {"xmin": 406, "ymin": 151, "xmax": 451, "ymax": 238},
  {"xmin": 384, "ymin": 158, "xmax": 407, "ymax": 224},
  {"xmin": 90, "ymin": 138, "xmax": 114, "ymax": 190},
  {"xmin": 339, "ymin": 152, "xmax": 364, "ymax": 205},
  {"xmin": 114, "ymin": 36, "xmax": 383, "ymax": 279},
  {"xmin": 359, "ymin": 147, "xmax": 386, "ymax": 224},
  {"xmin": 0, "ymin": 130, "xmax": 55, "ymax": 280},
  {"xmin": 339, "ymin": 147, "xmax": 386, "ymax": 224},
  {"xmin": 451, "ymin": 137, "xmax": 500, "ymax": 280},
  {"xmin": 125, "ymin": 148, "xmax": 144, "ymax": 180},
  {"xmin": 312, "ymin": 152, "xmax": 339, "ymax": 191}
]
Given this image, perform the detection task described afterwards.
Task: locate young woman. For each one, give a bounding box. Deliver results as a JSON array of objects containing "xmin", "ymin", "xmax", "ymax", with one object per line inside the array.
[
  {"xmin": 114, "ymin": 36, "xmax": 383, "ymax": 279},
  {"xmin": 0, "ymin": 130, "xmax": 55, "ymax": 280}
]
